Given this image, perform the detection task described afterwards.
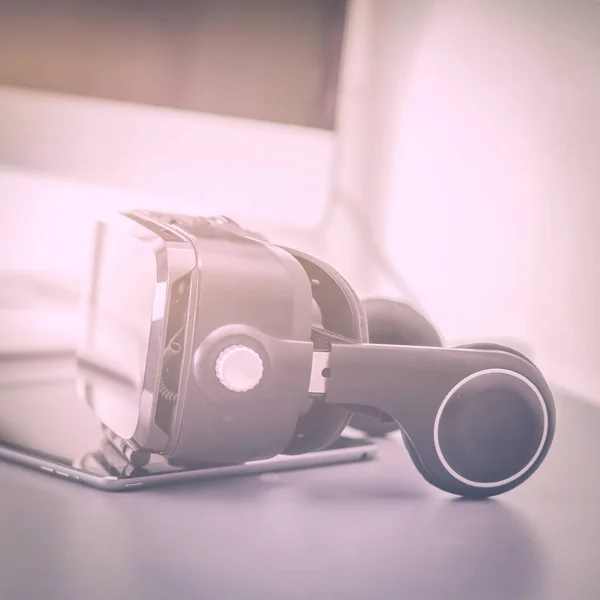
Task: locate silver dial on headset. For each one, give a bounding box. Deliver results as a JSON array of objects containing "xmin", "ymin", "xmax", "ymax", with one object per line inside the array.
[{"xmin": 215, "ymin": 345, "xmax": 264, "ymax": 393}]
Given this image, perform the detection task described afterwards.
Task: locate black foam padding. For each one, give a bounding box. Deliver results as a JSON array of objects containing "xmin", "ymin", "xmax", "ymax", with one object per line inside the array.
[
  {"xmin": 349, "ymin": 298, "xmax": 443, "ymax": 437},
  {"xmin": 311, "ymin": 326, "xmax": 358, "ymax": 350},
  {"xmin": 280, "ymin": 248, "xmax": 368, "ymax": 455},
  {"xmin": 282, "ymin": 248, "xmax": 369, "ymax": 342}
]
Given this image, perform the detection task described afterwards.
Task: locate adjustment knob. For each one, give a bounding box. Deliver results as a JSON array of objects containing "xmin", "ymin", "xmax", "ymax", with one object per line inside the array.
[{"xmin": 215, "ymin": 345, "xmax": 264, "ymax": 393}]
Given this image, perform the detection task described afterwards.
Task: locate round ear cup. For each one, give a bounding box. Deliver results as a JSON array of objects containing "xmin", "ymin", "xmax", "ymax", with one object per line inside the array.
[
  {"xmin": 280, "ymin": 248, "xmax": 369, "ymax": 455},
  {"xmin": 350, "ymin": 298, "xmax": 443, "ymax": 437}
]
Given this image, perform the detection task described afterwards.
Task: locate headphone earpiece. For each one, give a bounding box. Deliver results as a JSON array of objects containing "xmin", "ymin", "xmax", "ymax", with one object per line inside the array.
[{"xmin": 350, "ymin": 298, "xmax": 443, "ymax": 437}]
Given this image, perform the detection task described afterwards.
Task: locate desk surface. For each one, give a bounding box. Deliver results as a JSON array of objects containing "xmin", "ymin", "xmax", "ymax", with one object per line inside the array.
[{"xmin": 0, "ymin": 384, "xmax": 598, "ymax": 600}]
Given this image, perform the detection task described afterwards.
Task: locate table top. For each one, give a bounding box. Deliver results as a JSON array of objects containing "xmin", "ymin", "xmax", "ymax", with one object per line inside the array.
[{"xmin": 0, "ymin": 383, "xmax": 598, "ymax": 600}]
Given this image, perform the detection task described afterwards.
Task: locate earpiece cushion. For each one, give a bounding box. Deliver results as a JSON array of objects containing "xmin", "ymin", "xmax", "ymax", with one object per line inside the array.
[
  {"xmin": 350, "ymin": 298, "xmax": 443, "ymax": 437},
  {"xmin": 281, "ymin": 248, "xmax": 368, "ymax": 455}
]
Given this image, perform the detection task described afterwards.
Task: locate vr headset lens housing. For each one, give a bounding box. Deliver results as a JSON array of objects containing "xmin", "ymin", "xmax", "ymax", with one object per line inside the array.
[
  {"xmin": 77, "ymin": 211, "xmax": 325, "ymax": 465},
  {"xmin": 78, "ymin": 213, "xmax": 196, "ymax": 453}
]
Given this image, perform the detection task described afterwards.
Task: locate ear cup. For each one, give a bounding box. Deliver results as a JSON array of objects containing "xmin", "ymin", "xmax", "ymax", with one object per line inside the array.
[
  {"xmin": 396, "ymin": 342, "xmax": 548, "ymax": 497},
  {"xmin": 350, "ymin": 298, "xmax": 443, "ymax": 437},
  {"xmin": 280, "ymin": 248, "xmax": 369, "ymax": 455}
]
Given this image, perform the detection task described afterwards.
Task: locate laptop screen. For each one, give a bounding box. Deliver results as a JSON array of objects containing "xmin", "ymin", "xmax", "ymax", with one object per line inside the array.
[
  {"xmin": 0, "ymin": 0, "xmax": 347, "ymax": 131},
  {"xmin": 0, "ymin": 0, "xmax": 350, "ymax": 267}
]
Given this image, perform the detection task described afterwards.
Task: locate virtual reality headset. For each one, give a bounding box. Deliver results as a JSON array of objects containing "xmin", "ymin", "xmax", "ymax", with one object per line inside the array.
[{"xmin": 76, "ymin": 210, "xmax": 555, "ymax": 498}]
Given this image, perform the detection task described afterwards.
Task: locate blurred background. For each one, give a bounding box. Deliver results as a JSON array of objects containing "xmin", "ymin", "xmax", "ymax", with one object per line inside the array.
[{"xmin": 0, "ymin": 0, "xmax": 598, "ymax": 402}]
